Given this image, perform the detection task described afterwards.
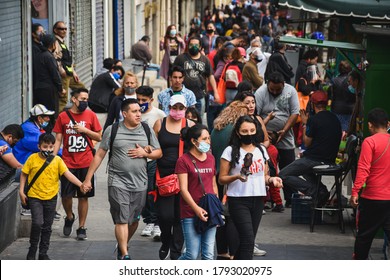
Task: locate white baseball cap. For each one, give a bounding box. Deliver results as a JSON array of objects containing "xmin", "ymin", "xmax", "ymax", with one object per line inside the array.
[
  {"xmin": 169, "ymin": 94, "xmax": 187, "ymax": 107},
  {"xmin": 30, "ymin": 104, "xmax": 55, "ymax": 116}
]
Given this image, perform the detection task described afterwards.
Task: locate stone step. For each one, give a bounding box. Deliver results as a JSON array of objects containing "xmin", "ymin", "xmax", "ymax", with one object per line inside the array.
[
  {"xmin": 150, "ymin": 78, "xmax": 167, "ymax": 108},
  {"xmin": 137, "ymin": 70, "xmax": 158, "ymax": 86}
]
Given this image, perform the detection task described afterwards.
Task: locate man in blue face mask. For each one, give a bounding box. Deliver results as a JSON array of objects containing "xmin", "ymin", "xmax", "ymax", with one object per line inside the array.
[
  {"xmin": 88, "ymin": 65, "xmax": 125, "ymax": 113},
  {"xmin": 13, "ymin": 104, "xmax": 55, "ymax": 168},
  {"xmin": 135, "ymin": 85, "xmax": 166, "ymax": 240}
]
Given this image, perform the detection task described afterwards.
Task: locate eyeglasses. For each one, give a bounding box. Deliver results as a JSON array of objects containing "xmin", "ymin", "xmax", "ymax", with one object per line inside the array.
[{"xmin": 57, "ymin": 27, "xmax": 67, "ymax": 31}]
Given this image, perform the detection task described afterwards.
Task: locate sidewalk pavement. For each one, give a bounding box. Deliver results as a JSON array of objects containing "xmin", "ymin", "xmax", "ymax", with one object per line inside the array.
[{"xmin": 0, "ymin": 114, "xmax": 386, "ymax": 260}]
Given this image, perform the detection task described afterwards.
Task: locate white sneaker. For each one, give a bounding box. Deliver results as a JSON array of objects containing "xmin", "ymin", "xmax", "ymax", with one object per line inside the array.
[
  {"xmin": 262, "ymin": 210, "xmax": 266, "ymax": 215},
  {"xmin": 253, "ymin": 244, "xmax": 267, "ymax": 256},
  {"xmin": 152, "ymin": 225, "xmax": 161, "ymax": 240},
  {"xmin": 141, "ymin": 223, "xmax": 154, "ymax": 236},
  {"xmin": 21, "ymin": 209, "xmax": 31, "ymax": 216}
]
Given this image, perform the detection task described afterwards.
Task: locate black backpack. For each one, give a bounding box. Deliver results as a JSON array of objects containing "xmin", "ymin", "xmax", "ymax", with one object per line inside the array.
[{"xmin": 108, "ymin": 122, "xmax": 151, "ymax": 164}]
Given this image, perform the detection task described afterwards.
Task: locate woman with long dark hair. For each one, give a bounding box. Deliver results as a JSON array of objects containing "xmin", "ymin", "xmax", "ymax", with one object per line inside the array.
[
  {"xmin": 159, "ymin": 24, "xmax": 186, "ymax": 82},
  {"xmin": 175, "ymin": 124, "xmax": 218, "ymax": 259},
  {"xmin": 219, "ymin": 115, "xmax": 283, "ymax": 259}
]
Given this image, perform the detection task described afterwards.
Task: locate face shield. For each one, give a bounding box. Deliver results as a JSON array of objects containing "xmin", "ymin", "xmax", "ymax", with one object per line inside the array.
[{"xmin": 306, "ymin": 64, "xmax": 319, "ymax": 81}]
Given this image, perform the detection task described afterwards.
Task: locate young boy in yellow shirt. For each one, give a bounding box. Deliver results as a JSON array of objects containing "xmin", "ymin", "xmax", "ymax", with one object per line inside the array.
[{"xmin": 19, "ymin": 133, "xmax": 90, "ymax": 260}]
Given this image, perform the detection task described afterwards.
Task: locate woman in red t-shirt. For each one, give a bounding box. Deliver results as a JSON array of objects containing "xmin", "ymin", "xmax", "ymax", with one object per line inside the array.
[{"xmin": 175, "ymin": 124, "xmax": 218, "ymax": 260}]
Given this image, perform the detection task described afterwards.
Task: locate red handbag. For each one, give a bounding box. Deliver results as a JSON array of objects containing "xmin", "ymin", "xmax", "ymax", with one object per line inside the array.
[{"xmin": 156, "ymin": 118, "xmax": 185, "ymax": 196}]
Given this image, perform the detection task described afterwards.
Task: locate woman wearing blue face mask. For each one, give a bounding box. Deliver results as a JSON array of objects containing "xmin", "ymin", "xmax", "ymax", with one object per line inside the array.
[
  {"xmin": 159, "ymin": 24, "xmax": 186, "ymax": 84},
  {"xmin": 347, "ymin": 70, "xmax": 363, "ymax": 136},
  {"xmin": 175, "ymin": 124, "xmax": 219, "ymax": 260},
  {"xmin": 327, "ymin": 60, "xmax": 354, "ymax": 139}
]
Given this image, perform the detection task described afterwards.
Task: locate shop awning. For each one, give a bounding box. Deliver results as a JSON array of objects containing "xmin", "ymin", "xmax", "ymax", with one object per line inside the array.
[
  {"xmin": 278, "ymin": 0, "xmax": 390, "ymax": 20},
  {"xmin": 278, "ymin": 36, "xmax": 366, "ymax": 52}
]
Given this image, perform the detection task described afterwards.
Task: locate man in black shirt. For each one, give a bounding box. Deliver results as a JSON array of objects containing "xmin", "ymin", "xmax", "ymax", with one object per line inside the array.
[
  {"xmin": 279, "ymin": 90, "xmax": 342, "ymax": 206},
  {"xmin": 173, "ymin": 36, "xmax": 219, "ymax": 117}
]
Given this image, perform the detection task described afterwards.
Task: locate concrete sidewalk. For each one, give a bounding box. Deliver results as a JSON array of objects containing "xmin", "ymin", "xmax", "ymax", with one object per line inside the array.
[{"xmin": 0, "ymin": 113, "xmax": 386, "ymax": 260}]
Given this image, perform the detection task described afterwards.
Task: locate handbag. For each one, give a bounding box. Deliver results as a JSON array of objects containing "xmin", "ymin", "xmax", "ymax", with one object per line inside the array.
[
  {"xmin": 216, "ymin": 64, "xmax": 228, "ymax": 104},
  {"xmin": 190, "ymin": 154, "xmax": 224, "ymax": 234},
  {"xmin": 156, "ymin": 118, "xmax": 186, "ymax": 196},
  {"xmin": 22, "ymin": 155, "xmax": 54, "ymax": 209},
  {"xmin": 295, "ymin": 78, "xmax": 310, "ymax": 123},
  {"xmin": 65, "ymin": 110, "xmax": 96, "ymax": 156}
]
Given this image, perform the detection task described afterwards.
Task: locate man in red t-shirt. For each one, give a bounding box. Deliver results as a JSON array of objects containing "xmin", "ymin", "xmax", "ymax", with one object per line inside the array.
[{"xmin": 53, "ymin": 88, "xmax": 102, "ymax": 240}]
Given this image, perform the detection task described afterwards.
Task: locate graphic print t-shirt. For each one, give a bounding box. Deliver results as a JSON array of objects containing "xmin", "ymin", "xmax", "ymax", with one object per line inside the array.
[
  {"xmin": 53, "ymin": 110, "xmax": 102, "ymax": 168},
  {"xmin": 221, "ymin": 146, "xmax": 268, "ymax": 197}
]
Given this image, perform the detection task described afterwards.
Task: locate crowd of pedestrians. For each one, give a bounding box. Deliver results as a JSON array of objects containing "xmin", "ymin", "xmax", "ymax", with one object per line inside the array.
[{"xmin": 1, "ymin": 0, "xmax": 389, "ymax": 261}]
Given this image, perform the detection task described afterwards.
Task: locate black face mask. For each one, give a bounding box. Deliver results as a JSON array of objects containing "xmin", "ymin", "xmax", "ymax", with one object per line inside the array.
[
  {"xmin": 206, "ymin": 29, "xmax": 214, "ymax": 34},
  {"xmin": 188, "ymin": 46, "xmax": 200, "ymax": 56},
  {"xmin": 41, "ymin": 150, "xmax": 53, "ymax": 158},
  {"xmin": 77, "ymin": 101, "xmax": 88, "ymax": 112},
  {"xmin": 239, "ymin": 134, "xmax": 255, "ymax": 145}
]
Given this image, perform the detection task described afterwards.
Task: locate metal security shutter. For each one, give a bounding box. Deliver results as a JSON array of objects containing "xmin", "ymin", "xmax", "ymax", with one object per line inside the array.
[
  {"xmin": 116, "ymin": 0, "xmax": 124, "ymax": 60},
  {"xmin": 95, "ymin": 0, "xmax": 104, "ymax": 72},
  {"xmin": 0, "ymin": 0, "xmax": 22, "ymax": 126},
  {"xmin": 69, "ymin": 0, "xmax": 93, "ymax": 88}
]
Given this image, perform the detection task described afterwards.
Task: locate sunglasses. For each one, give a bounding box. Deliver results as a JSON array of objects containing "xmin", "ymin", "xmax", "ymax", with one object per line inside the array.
[{"xmin": 57, "ymin": 27, "xmax": 67, "ymax": 31}]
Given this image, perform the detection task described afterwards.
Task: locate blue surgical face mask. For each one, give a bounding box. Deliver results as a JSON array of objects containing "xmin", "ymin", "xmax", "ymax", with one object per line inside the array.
[
  {"xmin": 40, "ymin": 121, "xmax": 49, "ymax": 128},
  {"xmin": 196, "ymin": 141, "xmax": 210, "ymax": 153},
  {"xmin": 140, "ymin": 102, "xmax": 149, "ymax": 113},
  {"xmin": 348, "ymin": 85, "xmax": 356, "ymax": 94},
  {"xmin": 112, "ymin": 72, "xmax": 121, "ymax": 80},
  {"xmin": 170, "ymin": 29, "xmax": 177, "ymax": 36}
]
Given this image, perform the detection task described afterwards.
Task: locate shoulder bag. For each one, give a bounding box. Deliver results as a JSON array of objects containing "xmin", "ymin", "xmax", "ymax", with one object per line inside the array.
[
  {"xmin": 22, "ymin": 155, "xmax": 54, "ymax": 209},
  {"xmin": 189, "ymin": 154, "xmax": 224, "ymax": 233},
  {"xmin": 155, "ymin": 118, "xmax": 186, "ymax": 196}
]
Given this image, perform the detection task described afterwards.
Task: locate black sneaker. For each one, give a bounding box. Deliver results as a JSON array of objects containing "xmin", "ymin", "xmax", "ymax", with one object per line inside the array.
[
  {"xmin": 38, "ymin": 254, "xmax": 51, "ymax": 260},
  {"xmin": 76, "ymin": 227, "xmax": 87, "ymax": 240},
  {"xmin": 317, "ymin": 191, "xmax": 330, "ymax": 207},
  {"xmin": 63, "ymin": 213, "xmax": 75, "ymax": 237},
  {"xmin": 26, "ymin": 249, "xmax": 36, "ymax": 260},
  {"xmin": 272, "ymin": 204, "xmax": 285, "ymax": 212},
  {"xmin": 159, "ymin": 244, "xmax": 170, "ymax": 260}
]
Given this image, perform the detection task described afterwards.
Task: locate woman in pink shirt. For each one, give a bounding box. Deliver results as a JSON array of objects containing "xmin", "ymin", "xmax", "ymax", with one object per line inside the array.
[{"xmin": 350, "ymin": 108, "xmax": 390, "ymax": 259}]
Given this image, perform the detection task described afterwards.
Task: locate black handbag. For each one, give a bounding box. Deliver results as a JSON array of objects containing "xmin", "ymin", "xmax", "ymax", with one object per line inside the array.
[
  {"xmin": 190, "ymin": 155, "xmax": 224, "ymax": 234},
  {"xmin": 22, "ymin": 155, "xmax": 54, "ymax": 209}
]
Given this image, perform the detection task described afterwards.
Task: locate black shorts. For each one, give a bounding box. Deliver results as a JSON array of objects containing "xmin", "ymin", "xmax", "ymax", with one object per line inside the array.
[{"xmin": 61, "ymin": 167, "xmax": 95, "ymax": 198}]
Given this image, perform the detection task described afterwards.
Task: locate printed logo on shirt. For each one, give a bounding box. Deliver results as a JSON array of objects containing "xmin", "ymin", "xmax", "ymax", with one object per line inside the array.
[
  {"xmin": 248, "ymin": 159, "xmax": 264, "ymax": 174},
  {"xmin": 193, "ymin": 167, "xmax": 213, "ymax": 174},
  {"xmin": 65, "ymin": 120, "xmax": 88, "ymax": 153}
]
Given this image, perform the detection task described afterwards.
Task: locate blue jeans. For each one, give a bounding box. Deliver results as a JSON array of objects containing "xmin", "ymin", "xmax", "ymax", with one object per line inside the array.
[
  {"xmin": 335, "ymin": 113, "xmax": 352, "ymax": 132},
  {"xmin": 178, "ymin": 217, "xmax": 217, "ymax": 260},
  {"xmin": 147, "ymin": 63, "xmax": 161, "ymax": 79},
  {"xmin": 279, "ymin": 157, "xmax": 327, "ymax": 197},
  {"xmin": 207, "ymin": 105, "xmax": 223, "ymax": 132},
  {"xmin": 195, "ymin": 97, "xmax": 206, "ymax": 118}
]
